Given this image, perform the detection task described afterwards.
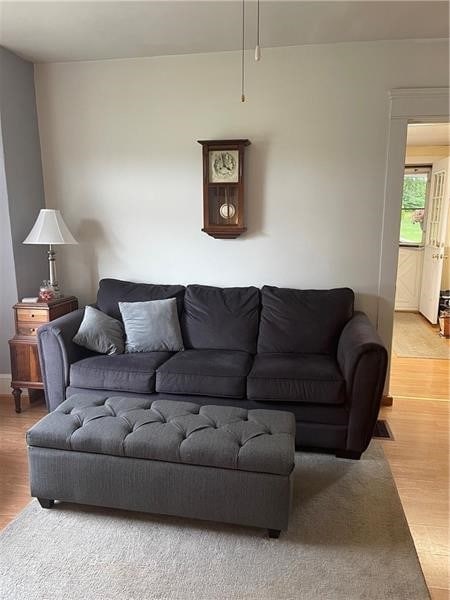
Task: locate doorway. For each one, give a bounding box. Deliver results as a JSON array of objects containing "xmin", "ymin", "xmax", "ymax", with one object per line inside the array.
[{"xmin": 390, "ymin": 122, "xmax": 450, "ymax": 400}]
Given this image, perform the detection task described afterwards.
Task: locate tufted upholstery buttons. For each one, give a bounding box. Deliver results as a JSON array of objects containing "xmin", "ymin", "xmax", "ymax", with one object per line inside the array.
[{"xmin": 27, "ymin": 394, "xmax": 296, "ymax": 476}]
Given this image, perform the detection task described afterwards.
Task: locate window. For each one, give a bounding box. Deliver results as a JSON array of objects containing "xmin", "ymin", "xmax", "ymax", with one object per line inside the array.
[{"xmin": 399, "ymin": 166, "xmax": 431, "ymax": 246}]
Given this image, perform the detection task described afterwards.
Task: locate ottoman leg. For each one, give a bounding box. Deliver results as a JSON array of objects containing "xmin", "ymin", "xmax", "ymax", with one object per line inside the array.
[
  {"xmin": 38, "ymin": 498, "xmax": 54, "ymax": 509},
  {"xmin": 268, "ymin": 529, "xmax": 281, "ymax": 539}
]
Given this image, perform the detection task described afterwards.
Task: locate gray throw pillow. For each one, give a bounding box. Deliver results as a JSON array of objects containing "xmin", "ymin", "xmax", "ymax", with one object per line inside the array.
[
  {"xmin": 73, "ymin": 306, "xmax": 124, "ymax": 355},
  {"xmin": 119, "ymin": 298, "xmax": 184, "ymax": 353}
]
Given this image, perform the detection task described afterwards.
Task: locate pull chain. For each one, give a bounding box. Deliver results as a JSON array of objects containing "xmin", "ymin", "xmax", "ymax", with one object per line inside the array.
[{"xmin": 255, "ymin": 0, "xmax": 261, "ymax": 61}]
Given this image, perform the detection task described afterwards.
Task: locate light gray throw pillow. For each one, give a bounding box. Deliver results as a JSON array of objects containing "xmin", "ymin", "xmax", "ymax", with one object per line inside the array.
[
  {"xmin": 119, "ymin": 298, "xmax": 184, "ymax": 353},
  {"xmin": 73, "ymin": 305, "xmax": 124, "ymax": 355}
]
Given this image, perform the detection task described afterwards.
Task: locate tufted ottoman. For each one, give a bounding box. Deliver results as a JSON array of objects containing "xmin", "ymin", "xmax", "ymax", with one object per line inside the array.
[{"xmin": 27, "ymin": 394, "xmax": 295, "ymax": 538}]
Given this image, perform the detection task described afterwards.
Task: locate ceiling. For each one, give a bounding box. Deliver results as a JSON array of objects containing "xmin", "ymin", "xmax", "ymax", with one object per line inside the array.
[
  {"xmin": 407, "ymin": 123, "xmax": 450, "ymax": 146},
  {"xmin": 0, "ymin": 1, "xmax": 448, "ymax": 64}
]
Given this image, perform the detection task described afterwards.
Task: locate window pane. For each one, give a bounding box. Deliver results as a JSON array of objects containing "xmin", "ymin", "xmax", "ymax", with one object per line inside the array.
[
  {"xmin": 400, "ymin": 209, "xmax": 424, "ymax": 244},
  {"xmin": 400, "ymin": 172, "xmax": 429, "ymax": 244}
]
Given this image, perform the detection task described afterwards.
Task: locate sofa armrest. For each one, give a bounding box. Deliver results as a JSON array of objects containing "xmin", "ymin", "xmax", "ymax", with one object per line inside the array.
[
  {"xmin": 337, "ymin": 311, "xmax": 388, "ymax": 454},
  {"xmin": 37, "ymin": 307, "xmax": 90, "ymax": 411}
]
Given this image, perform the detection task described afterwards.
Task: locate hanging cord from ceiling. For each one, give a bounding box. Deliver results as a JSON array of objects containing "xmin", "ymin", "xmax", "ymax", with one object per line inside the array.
[
  {"xmin": 255, "ymin": 0, "xmax": 261, "ymax": 61},
  {"xmin": 241, "ymin": 0, "xmax": 246, "ymax": 102},
  {"xmin": 241, "ymin": 0, "xmax": 261, "ymax": 102}
]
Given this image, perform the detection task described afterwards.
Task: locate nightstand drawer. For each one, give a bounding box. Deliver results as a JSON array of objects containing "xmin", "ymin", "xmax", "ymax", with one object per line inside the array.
[
  {"xmin": 16, "ymin": 308, "xmax": 48, "ymax": 324},
  {"xmin": 17, "ymin": 324, "xmax": 40, "ymax": 337}
]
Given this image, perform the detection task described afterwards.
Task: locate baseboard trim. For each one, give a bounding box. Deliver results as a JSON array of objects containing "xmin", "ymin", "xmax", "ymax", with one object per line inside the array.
[
  {"xmin": 381, "ymin": 394, "xmax": 394, "ymax": 407},
  {"xmin": 0, "ymin": 375, "xmax": 28, "ymax": 398},
  {"xmin": 0, "ymin": 374, "xmax": 11, "ymax": 396}
]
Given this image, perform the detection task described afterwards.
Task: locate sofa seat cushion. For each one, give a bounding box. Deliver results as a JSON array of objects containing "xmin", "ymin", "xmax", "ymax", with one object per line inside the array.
[
  {"xmin": 70, "ymin": 352, "xmax": 173, "ymax": 394},
  {"xmin": 247, "ymin": 353, "xmax": 346, "ymax": 405},
  {"xmin": 156, "ymin": 350, "xmax": 253, "ymax": 399}
]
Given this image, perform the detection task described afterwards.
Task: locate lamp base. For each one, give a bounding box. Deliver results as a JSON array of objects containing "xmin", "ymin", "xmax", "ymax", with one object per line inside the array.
[{"xmin": 47, "ymin": 247, "xmax": 63, "ymax": 299}]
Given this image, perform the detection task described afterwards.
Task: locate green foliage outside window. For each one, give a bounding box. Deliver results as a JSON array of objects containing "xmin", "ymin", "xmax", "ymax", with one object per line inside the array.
[
  {"xmin": 402, "ymin": 176, "xmax": 427, "ymax": 209},
  {"xmin": 400, "ymin": 174, "xmax": 428, "ymax": 244}
]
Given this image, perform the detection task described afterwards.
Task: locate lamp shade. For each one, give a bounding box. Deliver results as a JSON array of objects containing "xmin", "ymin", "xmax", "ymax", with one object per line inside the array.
[{"xmin": 23, "ymin": 209, "xmax": 78, "ymax": 245}]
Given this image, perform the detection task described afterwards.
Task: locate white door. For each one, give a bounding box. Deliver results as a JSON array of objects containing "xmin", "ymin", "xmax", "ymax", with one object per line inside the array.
[{"xmin": 419, "ymin": 157, "xmax": 450, "ymax": 323}]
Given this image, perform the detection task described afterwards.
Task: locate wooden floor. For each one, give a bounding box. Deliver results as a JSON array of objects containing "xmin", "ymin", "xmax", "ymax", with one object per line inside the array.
[
  {"xmin": 390, "ymin": 311, "xmax": 449, "ymax": 401},
  {"xmin": 385, "ymin": 314, "xmax": 449, "ymax": 599},
  {"xmin": 1, "ymin": 361, "xmax": 449, "ymax": 599},
  {"xmin": 390, "ymin": 355, "xmax": 450, "ymax": 400},
  {"xmin": 0, "ymin": 398, "xmax": 47, "ymax": 531},
  {"xmin": 380, "ymin": 397, "xmax": 449, "ymax": 600}
]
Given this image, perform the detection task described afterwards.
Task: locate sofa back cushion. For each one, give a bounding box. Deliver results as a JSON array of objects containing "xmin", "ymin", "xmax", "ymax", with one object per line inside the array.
[
  {"xmin": 97, "ymin": 278, "xmax": 185, "ymax": 322},
  {"xmin": 182, "ymin": 285, "xmax": 260, "ymax": 353},
  {"xmin": 258, "ymin": 286, "xmax": 354, "ymax": 354}
]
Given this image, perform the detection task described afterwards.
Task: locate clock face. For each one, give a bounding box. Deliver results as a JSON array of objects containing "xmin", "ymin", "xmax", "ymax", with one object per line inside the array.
[
  {"xmin": 219, "ymin": 202, "xmax": 236, "ymax": 220},
  {"xmin": 209, "ymin": 150, "xmax": 239, "ymax": 183}
]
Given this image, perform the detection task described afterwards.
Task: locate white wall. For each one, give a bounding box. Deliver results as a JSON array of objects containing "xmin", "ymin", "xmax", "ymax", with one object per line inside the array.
[{"xmin": 34, "ymin": 40, "xmax": 449, "ymax": 332}]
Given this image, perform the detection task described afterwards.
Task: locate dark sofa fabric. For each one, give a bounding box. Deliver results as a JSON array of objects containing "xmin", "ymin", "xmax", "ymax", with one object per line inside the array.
[
  {"xmin": 38, "ymin": 308, "xmax": 94, "ymax": 413},
  {"xmin": 156, "ymin": 349, "xmax": 252, "ymax": 398},
  {"xmin": 70, "ymin": 352, "xmax": 173, "ymax": 394},
  {"xmin": 182, "ymin": 285, "xmax": 260, "ymax": 353},
  {"xmin": 258, "ymin": 286, "xmax": 354, "ymax": 354},
  {"xmin": 247, "ymin": 353, "xmax": 346, "ymax": 405},
  {"xmin": 37, "ymin": 279, "xmax": 388, "ymax": 458},
  {"xmin": 97, "ymin": 278, "xmax": 185, "ymax": 321},
  {"xmin": 337, "ymin": 311, "xmax": 388, "ymax": 453}
]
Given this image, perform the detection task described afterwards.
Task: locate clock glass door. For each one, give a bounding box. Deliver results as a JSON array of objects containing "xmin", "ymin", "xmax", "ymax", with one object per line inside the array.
[{"xmin": 208, "ymin": 186, "xmax": 239, "ymax": 226}]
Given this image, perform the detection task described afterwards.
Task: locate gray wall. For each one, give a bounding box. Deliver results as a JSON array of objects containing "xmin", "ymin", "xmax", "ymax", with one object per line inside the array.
[
  {"xmin": 0, "ymin": 46, "xmax": 47, "ymax": 374},
  {"xmin": 0, "ymin": 46, "xmax": 47, "ymax": 298},
  {"xmin": 0, "ymin": 124, "xmax": 18, "ymax": 374}
]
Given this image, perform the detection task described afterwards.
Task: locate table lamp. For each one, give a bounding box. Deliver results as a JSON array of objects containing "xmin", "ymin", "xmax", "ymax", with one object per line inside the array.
[{"xmin": 23, "ymin": 209, "xmax": 78, "ymax": 299}]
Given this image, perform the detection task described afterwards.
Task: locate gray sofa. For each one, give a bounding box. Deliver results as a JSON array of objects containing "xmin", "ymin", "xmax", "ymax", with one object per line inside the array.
[{"xmin": 37, "ymin": 278, "xmax": 388, "ymax": 459}]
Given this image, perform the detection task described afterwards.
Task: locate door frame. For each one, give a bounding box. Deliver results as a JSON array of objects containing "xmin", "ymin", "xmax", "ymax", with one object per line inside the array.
[{"xmin": 377, "ymin": 87, "xmax": 449, "ymax": 393}]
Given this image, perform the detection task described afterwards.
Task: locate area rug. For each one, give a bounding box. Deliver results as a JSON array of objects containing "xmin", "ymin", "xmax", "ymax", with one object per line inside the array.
[
  {"xmin": 393, "ymin": 312, "xmax": 450, "ymax": 359},
  {"xmin": 0, "ymin": 443, "xmax": 429, "ymax": 600}
]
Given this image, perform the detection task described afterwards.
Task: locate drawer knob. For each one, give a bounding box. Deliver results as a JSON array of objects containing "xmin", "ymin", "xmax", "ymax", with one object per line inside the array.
[{"xmin": 31, "ymin": 314, "xmax": 35, "ymax": 318}]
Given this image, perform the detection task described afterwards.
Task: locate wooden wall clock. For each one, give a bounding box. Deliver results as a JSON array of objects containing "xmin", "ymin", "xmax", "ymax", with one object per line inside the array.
[{"xmin": 198, "ymin": 139, "xmax": 250, "ymax": 239}]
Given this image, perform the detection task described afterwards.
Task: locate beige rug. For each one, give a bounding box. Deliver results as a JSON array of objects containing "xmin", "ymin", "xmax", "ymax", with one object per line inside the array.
[
  {"xmin": 0, "ymin": 443, "xmax": 429, "ymax": 600},
  {"xmin": 393, "ymin": 312, "xmax": 450, "ymax": 359}
]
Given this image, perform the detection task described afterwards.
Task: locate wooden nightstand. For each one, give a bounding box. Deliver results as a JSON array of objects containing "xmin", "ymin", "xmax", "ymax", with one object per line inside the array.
[{"xmin": 8, "ymin": 296, "xmax": 78, "ymax": 413}]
